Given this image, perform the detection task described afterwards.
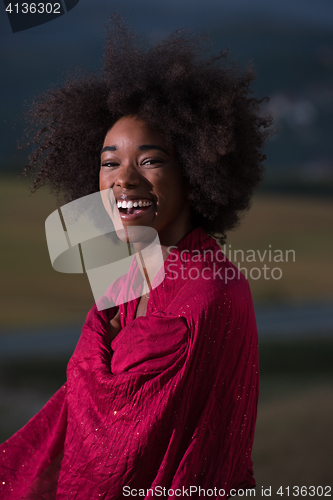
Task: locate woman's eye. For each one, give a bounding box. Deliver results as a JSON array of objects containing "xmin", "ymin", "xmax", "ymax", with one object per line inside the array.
[
  {"xmin": 101, "ymin": 162, "xmax": 119, "ymax": 168},
  {"xmin": 141, "ymin": 159, "xmax": 162, "ymax": 168}
]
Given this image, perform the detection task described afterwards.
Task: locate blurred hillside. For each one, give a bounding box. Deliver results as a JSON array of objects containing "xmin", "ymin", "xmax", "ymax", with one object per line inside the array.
[{"xmin": 1, "ymin": 175, "xmax": 332, "ymax": 328}]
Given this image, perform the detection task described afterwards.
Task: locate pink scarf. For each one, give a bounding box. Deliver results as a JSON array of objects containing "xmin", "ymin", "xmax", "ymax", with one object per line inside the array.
[{"xmin": 0, "ymin": 228, "xmax": 259, "ymax": 499}]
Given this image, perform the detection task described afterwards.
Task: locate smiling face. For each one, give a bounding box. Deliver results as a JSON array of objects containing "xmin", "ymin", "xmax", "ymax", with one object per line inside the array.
[{"xmin": 100, "ymin": 116, "xmax": 192, "ymax": 246}]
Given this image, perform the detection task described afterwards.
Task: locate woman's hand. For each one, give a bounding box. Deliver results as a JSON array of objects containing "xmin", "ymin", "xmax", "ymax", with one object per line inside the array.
[{"xmin": 109, "ymin": 310, "xmax": 122, "ymax": 345}]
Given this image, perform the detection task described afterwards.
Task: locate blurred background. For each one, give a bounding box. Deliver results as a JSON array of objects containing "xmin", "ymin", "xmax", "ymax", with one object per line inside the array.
[{"xmin": 1, "ymin": 0, "xmax": 333, "ymax": 493}]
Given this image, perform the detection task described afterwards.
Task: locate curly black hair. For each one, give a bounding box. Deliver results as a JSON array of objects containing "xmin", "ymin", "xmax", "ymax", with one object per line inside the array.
[{"xmin": 23, "ymin": 16, "xmax": 272, "ymax": 244}]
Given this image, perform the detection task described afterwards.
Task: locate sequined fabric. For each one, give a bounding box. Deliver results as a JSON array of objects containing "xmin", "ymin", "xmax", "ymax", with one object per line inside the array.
[{"xmin": 0, "ymin": 228, "xmax": 259, "ymax": 499}]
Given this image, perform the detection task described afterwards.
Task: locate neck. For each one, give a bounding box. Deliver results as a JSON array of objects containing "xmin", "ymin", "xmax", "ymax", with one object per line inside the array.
[{"xmin": 133, "ymin": 222, "xmax": 193, "ymax": 295}]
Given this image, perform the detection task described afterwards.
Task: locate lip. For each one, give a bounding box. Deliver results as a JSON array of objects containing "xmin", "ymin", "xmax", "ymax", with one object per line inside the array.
[
  {"xmin": 118, "ymin": 202, "xmax": 155, "ymax": 221},
  {"xmin": 115, "ymin": 194, "xmax": 154, "ymax": 202},
  {"xmin": 112, "ymin": 192, "xmax": 156, "ymax": 222}
]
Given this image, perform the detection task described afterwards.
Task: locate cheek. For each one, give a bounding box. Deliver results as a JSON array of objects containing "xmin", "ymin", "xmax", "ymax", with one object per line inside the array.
[
  {"xmin": 162, "ymin": 176, "xmax": 187, "ymax": 206},
  {"xmin": 99, "ymin": 170, "xmax": 113, "ymax": 190},
  {"xmin": 157, "ymin": 184, "xmax": 186, "ymax": 216},
  {"xmin": 152, "ymin": 169, "xmax": 182, "ymax": 196}
]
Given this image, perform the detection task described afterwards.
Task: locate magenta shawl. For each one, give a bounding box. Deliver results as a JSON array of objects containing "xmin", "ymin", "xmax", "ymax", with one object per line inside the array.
[{"xmin": 0, "ymin": 228, "xmax": 259, "ymax": 499}]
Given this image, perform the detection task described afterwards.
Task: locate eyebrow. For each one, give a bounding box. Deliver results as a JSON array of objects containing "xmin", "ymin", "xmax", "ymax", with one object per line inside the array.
[{"xmin": 100, "ymin": 144, "xmax": 169, "ymax": 155}]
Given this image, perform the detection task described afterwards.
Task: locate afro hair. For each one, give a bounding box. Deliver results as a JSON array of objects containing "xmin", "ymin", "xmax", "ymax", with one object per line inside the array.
[{"xmin": 23, "ymin": 15, "xmax": 272, "ymax": 243}]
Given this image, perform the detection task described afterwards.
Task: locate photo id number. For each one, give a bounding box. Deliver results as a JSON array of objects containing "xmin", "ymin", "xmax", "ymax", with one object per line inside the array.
[
  {"xmin": 6, "ymin": 3, "xmax": 61, "ymax": 14},
  {"xmin": 276, "ymin": 486, "xmax": 332, "ymax": 497}
]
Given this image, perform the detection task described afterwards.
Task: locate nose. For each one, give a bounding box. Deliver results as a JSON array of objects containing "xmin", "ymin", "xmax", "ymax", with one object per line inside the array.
[{"xmin": 115, "ymin": 163, "xmax": 140, "ymax": 189}]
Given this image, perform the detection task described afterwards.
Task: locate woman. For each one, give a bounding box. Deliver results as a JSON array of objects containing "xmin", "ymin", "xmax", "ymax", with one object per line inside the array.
[{"xmin": 0, "ymin": 18, "xmax": 271, "ymax": 499}]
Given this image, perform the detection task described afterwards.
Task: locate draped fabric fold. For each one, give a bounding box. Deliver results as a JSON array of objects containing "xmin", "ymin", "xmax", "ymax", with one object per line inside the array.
[{"xmin": 0, "ymin": 228, "xmax": 259, "ymax": 499}]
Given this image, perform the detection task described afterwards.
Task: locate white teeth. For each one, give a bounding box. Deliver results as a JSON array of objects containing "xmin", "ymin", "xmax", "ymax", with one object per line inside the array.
[{"xmin": 117, "ymin": 199, "xmax": 153, "ymax": 209}]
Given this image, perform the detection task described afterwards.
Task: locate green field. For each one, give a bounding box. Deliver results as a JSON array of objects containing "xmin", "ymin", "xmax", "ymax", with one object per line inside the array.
[
  {"xmin": 1, "ymin": 175, "xmax": 333, "ymax": 328},
  {"xmin": 1, "ymin": 175, "xmax": 93, "ymax": 327}
]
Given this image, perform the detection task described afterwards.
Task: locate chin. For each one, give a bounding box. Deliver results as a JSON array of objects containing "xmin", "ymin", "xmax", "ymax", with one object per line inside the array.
[{"xmin": 113, "ymin": 225, "xmax": 159, "ymax": 251}]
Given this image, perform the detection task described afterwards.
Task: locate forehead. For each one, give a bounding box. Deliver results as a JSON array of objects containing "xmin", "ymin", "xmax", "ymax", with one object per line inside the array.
[{"xmin": 103, "ymin": 116, "xmax": 167, "ymax": 147}]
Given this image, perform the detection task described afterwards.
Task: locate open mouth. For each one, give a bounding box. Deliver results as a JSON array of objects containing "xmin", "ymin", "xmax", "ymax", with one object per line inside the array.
[{"xmin": 117, "ymin": 199, "xmax": 153, "ymax": 216}]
